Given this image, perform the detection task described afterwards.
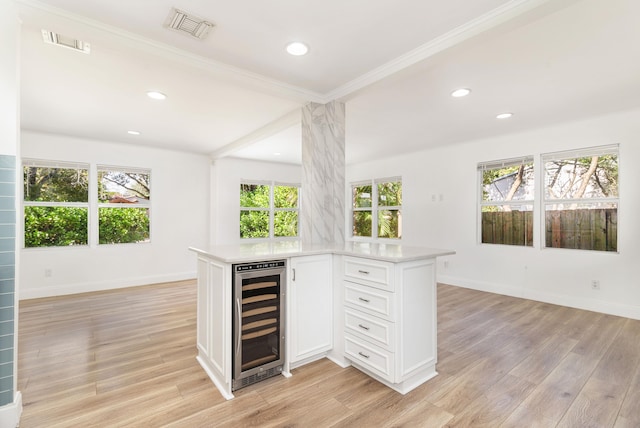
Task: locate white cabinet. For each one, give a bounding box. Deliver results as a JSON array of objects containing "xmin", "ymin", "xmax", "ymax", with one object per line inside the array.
[
  {"xmin": 287, "ymin": 254, "xmax": 333, "ymax": 367},
  {"xmin": 342, "ymin": 255, "xmax": 437, "ymax": 394},
  {"xmin": 195, "ymin": 255, "xmax": 233, "ymax": 399},
  {"xmin": 191, "ymin": 244, "xmax": 450, "ymax": 400}
]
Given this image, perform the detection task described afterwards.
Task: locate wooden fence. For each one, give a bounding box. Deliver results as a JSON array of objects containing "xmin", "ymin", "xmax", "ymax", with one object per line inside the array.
[
  {"xmin": 481, "ymin": 211, "xmax": 533, "ymax": 247},
  {"xmin": 482, "ymin": 209, "xmax": 617, "ymax": 251},
  {"xmin": 545, "ymin": 208, "xmax": 617, "ymax": 251}
]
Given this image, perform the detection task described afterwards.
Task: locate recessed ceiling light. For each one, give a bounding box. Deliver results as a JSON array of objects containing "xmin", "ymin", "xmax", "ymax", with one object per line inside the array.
[
  {"xmin": 451, "ymin": 88, "xmax": 471, "ymax": 98},
  {"xmin": 274, "ymin": 152, "xmax": 281, "ymax": 156},
  {"xmin": 147, "ymin": 91, "xmax": 167, "ymax": 100},
  {"xmin": 128, "ymin": 130, "xmax": 141, "ymax": 135},
  {"xmin": 286, "ymin": 42, "xmax": 309, "ymax": 56},
  {"xmin": 496, "ymin": 112, "xmax": 514, "ymax": 119}
]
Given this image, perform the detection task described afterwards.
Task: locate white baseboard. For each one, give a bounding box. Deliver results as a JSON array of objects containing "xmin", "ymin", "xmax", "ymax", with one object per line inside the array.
[
  {"xmin": 438, "ymin": 274, "xmax": 640, "ymax": 321},
  {"xmin": 0, "ymin": 392, "xmax": 22, "ymax": 428},
  {"xmin": 19, "ymin": 272, "xmax": 196, "ymax": 300}
]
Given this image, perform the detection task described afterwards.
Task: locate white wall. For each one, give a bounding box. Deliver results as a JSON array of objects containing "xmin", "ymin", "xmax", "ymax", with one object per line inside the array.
[
  {"xmin": 346, "ymin": 108, "xmax": 640, "ymax": 319},
  {"xmin": 211, "ymin": 157, "xmax": 301, "ymax": 245},
  {"xmin": 20, "ymin": 131, "xmax": 211, "ymax": 299}
]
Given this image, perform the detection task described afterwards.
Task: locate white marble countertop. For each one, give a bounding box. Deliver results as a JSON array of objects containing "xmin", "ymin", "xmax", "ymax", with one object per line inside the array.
[{"xmin": 189, "ymin": 241, "xmax": 454, "ymax": 264}]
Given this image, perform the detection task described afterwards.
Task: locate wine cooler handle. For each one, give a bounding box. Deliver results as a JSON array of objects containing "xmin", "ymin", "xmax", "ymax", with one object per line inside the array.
[{"xmin": 235, "ymin": 298, "xmax": 242, "ymax": 359}]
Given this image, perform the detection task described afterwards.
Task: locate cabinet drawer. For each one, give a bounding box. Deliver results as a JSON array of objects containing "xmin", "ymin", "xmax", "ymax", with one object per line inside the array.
[
  {"xmin": 344, "ymin": 281, "xmax": 394, "ymax": 321},
  {"xmin": 345, "ymin": 334, "xmax": 394, "ymax": 382},
  {"xmin": 343, "ymin": 257, "xmax": 393, "ymax": 291},
  {"xmin": 345, "ymin": 308, "xmax": 394, "ymax": 350}
]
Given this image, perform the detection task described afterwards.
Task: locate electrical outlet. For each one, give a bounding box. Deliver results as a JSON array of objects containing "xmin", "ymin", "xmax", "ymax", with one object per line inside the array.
[
  {"xmin": 444, "ymin": 261, "xmax": 449, "ymax": 269},
  {"xmin": 45, "ymin": 269, "xmax": 52, "ymax": 278},
  {"xmin": 591, "ymin": 279, "xmax": 600, "ymax": 290}
]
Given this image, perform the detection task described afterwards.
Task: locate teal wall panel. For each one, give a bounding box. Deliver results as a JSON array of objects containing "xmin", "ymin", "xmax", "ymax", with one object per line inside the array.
[{"xmin": 0, "ymin": 155, "xmax": 15, "ymax": 406}]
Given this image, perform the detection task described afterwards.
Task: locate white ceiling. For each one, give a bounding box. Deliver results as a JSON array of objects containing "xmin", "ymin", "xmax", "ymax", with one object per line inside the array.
[{"xmin": 16, "ymin": 0, "xmax": 640, "ymax": 165}]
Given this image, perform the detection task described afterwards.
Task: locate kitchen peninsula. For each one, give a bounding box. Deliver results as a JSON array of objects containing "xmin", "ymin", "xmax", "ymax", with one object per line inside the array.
[{"xmin": 190, "ymin": 241, "xmax": 454, "ymax": 399}]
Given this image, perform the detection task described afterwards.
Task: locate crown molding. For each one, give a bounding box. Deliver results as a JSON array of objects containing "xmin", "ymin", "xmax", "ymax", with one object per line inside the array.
[
  {"xmin": 17, "ymin": 0, "xmax": 556, "ymax": 104},
  {"xmin": 16, "ymin": 0, "xmax": 561, "ymax": 159},
  {"xmin": 325, "ymin": 0, "xmax": 556, "ymax": 101},
  {"xmin": 16, "ymin": 0, "xmax": 325, "ymax": 103}
]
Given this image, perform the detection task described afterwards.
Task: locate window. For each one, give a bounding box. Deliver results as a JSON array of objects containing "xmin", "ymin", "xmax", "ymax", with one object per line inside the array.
[
  {"xmin": 23, "ymin": 159, "xmax": 151, "ymax": 248},
  {"xmin": 23, "ymin": 160, "xmax": 89, "ymax": 247},
  {"xmin": 478, "ymin": 157, "xmax": 534, "ymax": 246},
  {"xmin": 98, "ymin": 166, "xmax": 151, "ymax": 244},
  {"xmin": 542, "ymin": 145, "xmax": 618, "ymax": 252},
  {"xmin": 240, "ymin": 182, "xmax": 299, "ymax": 239},
  {"xmin": 351, "ymin": 177, "xmax": 402, "ymax": 239}
]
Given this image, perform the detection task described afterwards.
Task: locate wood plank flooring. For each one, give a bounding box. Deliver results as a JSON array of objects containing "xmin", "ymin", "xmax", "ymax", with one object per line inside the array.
[{"xmin": 17, "ymin": 281, "xmax": 640, "ymax": 427}]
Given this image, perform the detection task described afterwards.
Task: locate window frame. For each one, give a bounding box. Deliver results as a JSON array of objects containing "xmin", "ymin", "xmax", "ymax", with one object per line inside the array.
[
  {"xmin": 22, "ymin": 159, "xmax": 152, "ymax": 249},
  {"xmin": 239, "ymin": 180, "xmax": 300, "ymax": 240},
  {"xmin": 541, "ymin": 144, "xmax": 619, "ymax": 252},
  {"xmin": 477, "ymin": 156, "xmax": 535, "ymax": 247},
  {"xmin": 350, "ymin": 176, "xmax": 402, "ymax": 241},
  {"xmin": 96, "ymin": 165, "xmax": 152, "ymax": 246},
  {"xmin": 22, "ymin": 159, "xmax": 90, "ymax": 248}
]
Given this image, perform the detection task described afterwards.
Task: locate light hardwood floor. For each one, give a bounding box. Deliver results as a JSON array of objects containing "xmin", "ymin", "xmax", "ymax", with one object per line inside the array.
[{"xmin": 17, "ymin": 281, "xmax": 640, "ymax": 427}]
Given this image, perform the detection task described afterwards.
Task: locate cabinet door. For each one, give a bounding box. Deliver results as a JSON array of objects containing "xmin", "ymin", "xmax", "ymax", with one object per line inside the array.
[
  {"xmin": 196, "ymin": 257, "xmax": 210, "ymax": 357},
  {"xmin": 289, "ymin": 254, "xmax": 333, "ymax": 363}
]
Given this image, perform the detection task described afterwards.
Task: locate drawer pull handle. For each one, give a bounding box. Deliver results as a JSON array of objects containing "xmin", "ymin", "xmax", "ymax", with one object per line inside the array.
[
  {"xmin": 358, "ymin": 324, "xmax": 370, "ymax": 331},
  {"xmin": 358, "ymin": 351, "xmax": 370, "ymax": 359},
  {"xmin": 358, "ymin": 270, "xmax": 370, "ymax": 275},
  {"xmin": 358, "ymin": 297, "xmax": 370, "ymax": 303}
]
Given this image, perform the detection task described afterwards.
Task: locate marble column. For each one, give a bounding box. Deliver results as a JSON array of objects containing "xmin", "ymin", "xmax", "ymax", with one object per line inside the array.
[{"xmin": 300, "ymin": 101, "xmax": 345, "ymax": 245}]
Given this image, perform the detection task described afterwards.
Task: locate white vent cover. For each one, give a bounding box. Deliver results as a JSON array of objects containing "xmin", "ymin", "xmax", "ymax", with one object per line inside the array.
[
  {"xmin": 41, "ymin": 30, "xmax": 91, "ymax": 54},
  {"xmin": 165, "ymin": 8, "xmax": 214, "ymax": 40}
]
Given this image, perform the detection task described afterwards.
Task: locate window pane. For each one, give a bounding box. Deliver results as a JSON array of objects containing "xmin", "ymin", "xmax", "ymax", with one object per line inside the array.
[
  {"xmin": 545, "ymin": 204, "xmax": 617, "ymax": 251},
  {"xmin": 240, "ymin": 184, "xmax": 270, "ymax": 208},
  {"xmin": 24, "ymin": 206, "xmax": 88, "ymax": 247},
  {"xmin": 544, "ymin": 154, "xmax": 618, "ymax": 200},
  {"xmin": 482, "ymin": 162, "xmax": 534, "ymax": 202},
  {"xmin": 23, "ymin": 166, "xmax": 88, "ymax": 202},
  {"xmin": 378, "ymin": 181, "xmax": 402, "ymax": 207},
  {"xmin": 352, "ymin": 185, "xmax": 372, "ymax": 208},
  {"xmin": 481, "ymin": 205, "xmax": 533, "ymax": 246},
  {"xmin": 274, "ymin": 211, "xmax": 298, "ymax": 237},
  {"xmin": 274, "ymin": 186, "xmax": 298, "ymax": 208},
  {"xmin": 98, "ymin": 169, "xmax": 150, "ymax": 204},
  {"xmin": 378, "ymin": 210, "xmax": 402, "ymax": 239},
  {"xmin": 352, "ymin": 211, "xmax": 372, "ymax": 237},
  {"xmin": 240, "ymin": 210, "xmax": 269, "ymax": 238},
  {"xmin": 99, "ymin": 207, "xmax": 150, "ymax": 244}
]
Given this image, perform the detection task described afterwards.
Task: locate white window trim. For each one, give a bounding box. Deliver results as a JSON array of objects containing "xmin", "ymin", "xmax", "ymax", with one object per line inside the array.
[
  {"xmin": 22, "ymin": 159, "xmax": 152, "ymax": 249},
  {"xmin": 350, "ymin": 176, "xmax": 402, "ymax": 241},
  {"xmin": 541, "ymin": 144, "xmax": 619, "ymax": 252},
  {"xmin": 96, "ymin": 165, "xmax": 152, "ymax": 246},
  {"xmin": 476, "ymin": 145, "xmax": 619, "ymax": 252},
  {"xmin": 477, "ymin": 156, "xmax": 535, "ymax": 247},
  {"xmin": 22, "ymin": 159, "xmax": 90, "ymax": 249},
  {"xmin": 239, "ymin": 180, "xmax": 301, "ymax": 241}
]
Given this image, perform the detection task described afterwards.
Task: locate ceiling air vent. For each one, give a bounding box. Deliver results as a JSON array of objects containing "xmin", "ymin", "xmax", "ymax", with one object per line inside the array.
[
  {"xmin": 41, "ymin": 30, "xmax": 91, "ymax": 54},
  {"xmin": 164, "ymin": 8, "xmax": 214, "ymax": 40}
]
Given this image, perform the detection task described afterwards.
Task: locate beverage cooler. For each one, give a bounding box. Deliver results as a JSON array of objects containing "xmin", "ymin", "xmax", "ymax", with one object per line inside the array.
[{"xmin": 232, "ymin": 260, "xmax": 285, "ymax": 391}]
